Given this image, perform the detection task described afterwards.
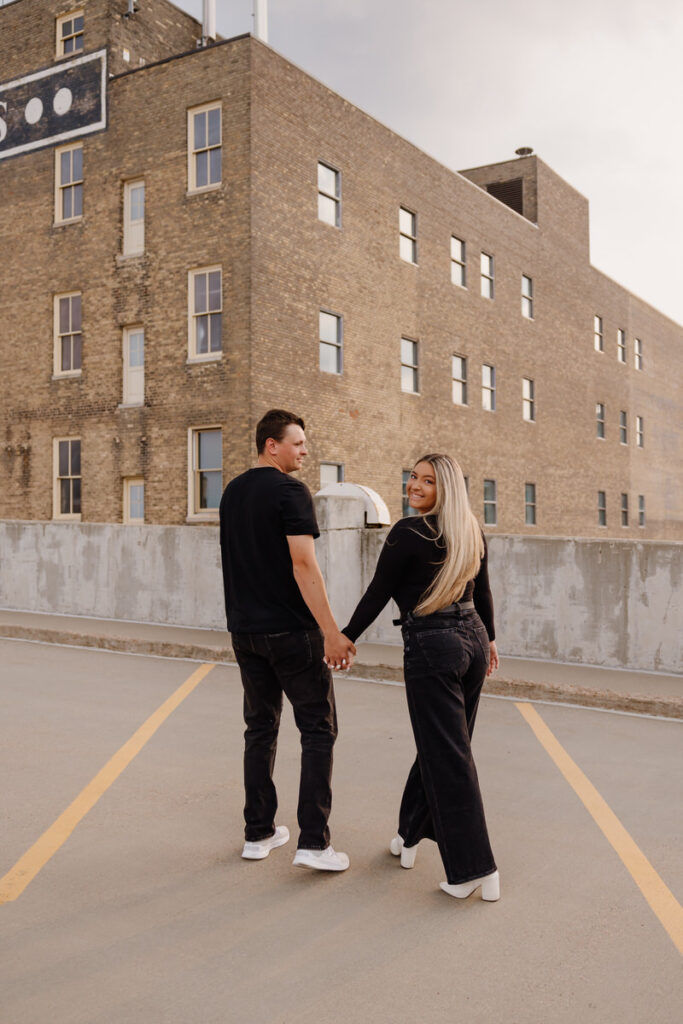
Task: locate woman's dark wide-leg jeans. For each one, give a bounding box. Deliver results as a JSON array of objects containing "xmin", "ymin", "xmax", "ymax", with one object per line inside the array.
[{"xmin": 399, "ymin": 608, "xmax": 497, "ymax": 885}]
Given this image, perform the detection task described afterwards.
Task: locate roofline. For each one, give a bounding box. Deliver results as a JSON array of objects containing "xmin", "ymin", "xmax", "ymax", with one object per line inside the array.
[{"xmin": 110, "ymin": 32, "xmax": 250, "ymax": 82}]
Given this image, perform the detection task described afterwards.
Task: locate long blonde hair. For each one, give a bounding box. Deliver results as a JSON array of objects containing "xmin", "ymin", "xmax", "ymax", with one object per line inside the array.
[{"xmin": 413, "ymin": 453, "xmax": 484, "ymax": 616}]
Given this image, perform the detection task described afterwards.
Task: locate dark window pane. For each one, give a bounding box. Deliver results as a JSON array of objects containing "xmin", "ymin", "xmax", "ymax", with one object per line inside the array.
[
  {"xmin": 195, "ymin": 315, "xmax": 208, "ymax": 354},
  {"xmin": 525, "ymin": 505, "xmax": 536, "ymax": 525},
  {"xmin": 210, "ymin": 313, "xmax": 222, "ymax": 351},
  {"xmin": 208, "ymin": 271, "xmax": 221, "ymax": 310},
  {"xmin": 59, "ymin": 440, "xmax": 69, "ymax": 477},
  {"xmin": 70, "ymin": 440, "xmax": 81, "ymax": 475},
  {"xmin": 64, "ymin": 36, "xmax": 74, "ymax": 54},
  {"xmin": 62, "ymin": 19, "xmax": 72, "ymax": 37},
  {"xmin": 71, "ymin": 295, "xmax": 81, "ymax": 330},
  {"xmin": 59, "ymin": 297, "xmax": 70, "ymax": 333},
  {"xmin": 209, "ymin": 146, "xmax": 222, "ymax": 184},
  {"xmin": 196, "ymin": 151, "xmax": 208, "ymax": 188},
  {"xmin": 207, "ymin": 107, "xmax": 221, "ymax": 147},
  {"xmin": 61, "ymin": 150, "xmax": 71, "ymax": 185},
  {"xmin": 72, "ymin": 477, "xmax": 81, "ymax": 514},
  {"xmin": 200, "ymin": 471, "xmax": 221, "ymax": 510},
  {"xmin": 72, "ymin": 333, "xmax": 82, "ymax": 369},
  {"xmin": 72, "ymin": 147, "xmax": 82, "ymax": 180},
  {"xmin": 484, "ymin": 505, "xmax": 496, "ymax": 525},
  {"xmin": 61, "ymin": 336, "xmax": 71, "ymax": 371},
  {"xmin": 198, "ymin": 429, "xmax": 221, "ymax": 469},
  {"xmin": 63, "ymin": 188, "xmax": 72, "ymax": 220},
  {"xmin": 74, "ymin": 35, "xmax": 84, "ymax": 51},
  {"xmin": 60, "ymin": 478, "xmax": 71, "ymax": 514},
  {"xmin": 73, "ymin": 184, "xmax": 83, "ymax": 218},
  {"xmin": 194, "ymin": 273, "xmax": 207, "ymax": 314},
  {"xmin": 74, "ymin": 15, "xmax": 84, "ymax": 32},
  {"xmin": 194, "ymin": 111, "xmax": 206, "ymax": 150}
]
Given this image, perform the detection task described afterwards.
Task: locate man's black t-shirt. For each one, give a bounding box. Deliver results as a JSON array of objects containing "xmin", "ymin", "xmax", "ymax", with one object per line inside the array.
[{"xmin": 219, "ymin": 467, "xmax": 319, "ymax": 633}]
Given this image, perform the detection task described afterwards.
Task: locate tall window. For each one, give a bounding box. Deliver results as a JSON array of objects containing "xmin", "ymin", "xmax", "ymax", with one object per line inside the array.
[
  {"xmin": 596, "ymin": 402, "xmax": 605, "ymax": 438},
  {"xmin": 480, "ymin": 253, "xmax": 494, "ymax": 298},
  {"xmin": 188, "ymin": 103, "xmax": 221, "ymax": 192},
  {"xmin": 638, "ymin": 495, "xmax": 645, "ymax": 528},
  {"xmin": 525, "ymin": 483, "xmax": 536, "ymax": 525},
  {"xmin": 318, "ymin": 162, "xmax": 341, "ymax": 227},
  {"xmin": 56, "ymin": 11, "xmax": 84, "ymax": 57},
  {"xmin": 123, "ymin": 180, "xmax": 145, "ymax": 256},
  {"xmin": 636, "ymin": 415, "xmax": 644, "ymax": 448},
  {"xmin": 123, "ymin": 327, "xmax": 144, "ymax": 405},
  {"xmin": 594, "ymin": 315, "xmax": 604, "ymax": 352},
  {"xmin": 55, "ymin": 144, "xmax": 83, "ymax": 222},
  {"xmin": 452, "ymin": 355, "xmax": 467, "ymax": 405},
  {"xmin": 482, "ymin": 364, "xmax": 495, "ymax": 411},
  {"xmin": 54, "ymin": 293, "xmax": 82, "ymax": 375},
  {"xmin": 319, "ymin": 311, "xmax": 343, "ymax": 374},
  {"xmin": 189, "ymin": 267, "xmax": 222, "ymax": 358},
  {"xmin": 123, "ymin": 478, "xmax": 144, "ymax": 525},
  {"xmin": 617, "ymin": 329, "xmax": 626, "ymax": 363},
  {"xmin": 450, "ymin": 236, "xmax": 466, "ymax": 287},
  {"xmin": 189, "ymin": 428, "xmax": 222, "ymax": 517},
  {"xmin": 619, "ymin": 410, "xmax": 628, "ymax": 444},
  {"xmin": 399, "ymin": 207, "xmax": 417, "ymax": 263},
  {"xmin": 400, "ymin": 338, "xmax": 419, "ymax": 393},
  {"xmin": 320, "ymin": 463, "xmax": 344, "ymax": 488},
  {"xmin": 521, "ymin": 275, "xmax": 533, "ymax": 318},
  {"xmin": 54, "ymin": 438, "xmax": 81, "ymax": 519},
  {"xmin": 634, "ymin": 338, "xmax": 643, "ymax": 370},
  {"xmin": 598, "ymin": 490, "xmax": 606, "ymax": 527},
  {"xmin": 402, "ymin": 470, "xmax": 412, "ymax": 517},
  {"xmin": 483, "ymin": 479, "xmax": 497, "ymax": 525},
  {"xmin": 522, "ymin": 378, "xmax": 535, "ymax": 421},
  {"xmin": 621, "ymin": 493, "xmax": 629, "ymax": 527}
]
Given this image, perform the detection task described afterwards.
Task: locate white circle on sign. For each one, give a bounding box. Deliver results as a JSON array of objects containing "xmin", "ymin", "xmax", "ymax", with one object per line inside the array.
[
  {"xmin": 24, "ymin": 97, "xmax": 44, "ymax": 125},
  {"xmin": 53, "ymin": 88, "xmax": 73, "ymax": 116}
]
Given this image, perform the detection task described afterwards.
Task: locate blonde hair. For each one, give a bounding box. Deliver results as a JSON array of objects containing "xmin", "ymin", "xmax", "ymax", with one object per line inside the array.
[{"xmin": 413, "ymin": 453, "xmax": 484, "ymax": 616}]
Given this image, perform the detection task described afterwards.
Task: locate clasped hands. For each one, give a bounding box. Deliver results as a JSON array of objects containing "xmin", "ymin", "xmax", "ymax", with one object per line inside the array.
[{"xmin": 324, "ymin": 631, "xmax": 356, "ymax": 671}]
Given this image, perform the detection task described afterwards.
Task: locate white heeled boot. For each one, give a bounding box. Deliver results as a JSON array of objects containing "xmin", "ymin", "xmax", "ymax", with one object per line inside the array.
[
  {"xmin": 389, "ymin": 835, "xmax": 418, "ymax": 869},
  {"xmin": 440, "ymin": 870, "xmax": 500, "ymax": 901}
]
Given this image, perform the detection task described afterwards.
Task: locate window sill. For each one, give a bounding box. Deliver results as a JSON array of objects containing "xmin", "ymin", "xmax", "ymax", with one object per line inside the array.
[
  {"xmin": 401, "ymin": 390, "xmax": 421, "ymax": 396},
  {"xmin": 186, "ymin": 513, "xmax": 219, "ymax": 524},
  {"xmin": 117, "ymin": 251, "xmax": 145, "ymax": 263},
  {"xmin": 53, "ymin": 216, "xmax": 83, "ymax": 229},
  {"xmin": 52, "ymin": 514, "xmax": 82, "ymax": 522},
  {"xmin": 186, "ymin": 184, "xmax": 222, "ymax": 197},
  {"xmin": 52, "ymin": 371, "xmax": 82, "ymax": 380},
  {"xmin": 118, "ymin": 402, "xmax": 144, "ymax": 409},
  {"xmin": 186, "ymin": 354, "xmax": 222, "ymax": 365}
]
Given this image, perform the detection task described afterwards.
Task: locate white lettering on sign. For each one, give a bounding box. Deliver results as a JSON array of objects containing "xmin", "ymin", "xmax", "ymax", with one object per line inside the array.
[
  {"xmin": 24, "ymin": 97, "xmax": 44, "ymax": 125},
  {"xmin": 0, "ymin": 101, "xmax": 7, "ymax": 143}
]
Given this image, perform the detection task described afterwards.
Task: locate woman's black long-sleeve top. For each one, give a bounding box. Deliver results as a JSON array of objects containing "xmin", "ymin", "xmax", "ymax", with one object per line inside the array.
[{"xmin": 341, "ymin": 515, "xmax": 495, "ymax": 644}]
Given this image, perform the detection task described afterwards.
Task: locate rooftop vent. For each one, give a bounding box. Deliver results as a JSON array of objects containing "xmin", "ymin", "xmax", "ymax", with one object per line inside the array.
[
  {"xmin": 486, "ymin": 178, "xmax": 524, "ymax": 216},
  {"xmin": 515, "ymin": 146, "xmax": 533, "ymax": 157}
]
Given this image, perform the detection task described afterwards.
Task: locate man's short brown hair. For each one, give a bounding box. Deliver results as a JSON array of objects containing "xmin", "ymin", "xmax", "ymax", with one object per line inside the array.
[{"xmin": 255, "ymin": 409, "xmax": 305, "ymax": 454}]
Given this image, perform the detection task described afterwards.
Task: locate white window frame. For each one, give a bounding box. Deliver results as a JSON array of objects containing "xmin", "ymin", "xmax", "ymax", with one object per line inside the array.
[
  {"xmin": 53, "ymin": 292, "xmax": 82, "ymax": 378},
  {"xmin": 483, "ymin": 479, "xmax": 497, "ymax": 526},
  {"xmin": 187, "ymin": 426, "xmax": 223, "ymax": 521},
  {"xmin": 319, "ymin": 310, "xmax": 343, "ymax": 375},
  {"xmin": 482, "ymin": 364, "xmax": 496, "ymax": 411},
  {"xmin": 621, "ymin": 493, "xmax": 629, "ymax": 527},
  {"xmin": 317, "ymin": 161, "xmax": 341, "ymax": 227},
  {"xmin": 400, "ymin": 337, "xmax": 419, "ymax": 394},
  {"xmin": 594, "ymin": 315, "xmax": 604, "ymax": 352},
  {"xmin": 522, "ymin": 377, "xmax": 535, "ymax": 421},
  {"xmin": 399, "ymin": 207, "xmax": 417, "ymax": 264},
  {"xmin": 123, "ymin": 477, "xmax": 145, "ymax": 525},
  {"xmin": 55, "ymin": 143, "xmax": 83, "ymax": 224},
  {"xmin": 617, "ymin": 329, "xmax": 626, "ymax": 363},
  {"xmin": 596, "ymin": 402, "xmax": 606, "ymax": 439},
  {"xmin": 525, "ymin": 483, "xmax": 536, "ymax": 526},
  {"xmin": 480, "ymin": 253, "xmax": 494, "ymax": 299},
  {"xmin": 122, "ymin": 326, "xmax": 144, "ymax": 406},
  {"xmin": 123, "ymin": 179, "xmax": 145, "ymax": 257},
  {"xmin": 450, "ymin": 236, "xmax": 466, "ymax": 287},
  {"xmin": 636, "ymin": 415, "xmax": 644, "ymax": 448},
  {"xmin": 452, "ymin": 354, "xmax": 467, "ymax": 405},
  {"xmin": 53, "ymin": 437, "xmax": 82, "ymax": 521},
  {"xmin": 634, "ymin": 338, "xmax": 643, "ymax": 370},
  {"xmin": 188, "ymin": 265, "xmax": 222, "ymax": 362},
  {"xmin": 521, "ymin": 275, "xmax": 533, "ymax": 319},
  {"xmin": 56, "ymin": 9, "xmax": 84, "ymax": 58},
  {"xmin": 187, "ymin": 102, "xmax": 222, "ymax": 194},
  {"xmin": 619, "ymin": 410, "xmax": 628, "ymax": 445},
  {"xmin": 598, "ymin": 490, "xmax": 607, "ymax": 527},
  {"xmin": 320, "ymin": 462, "xmax": 344, "ymax": 488}
]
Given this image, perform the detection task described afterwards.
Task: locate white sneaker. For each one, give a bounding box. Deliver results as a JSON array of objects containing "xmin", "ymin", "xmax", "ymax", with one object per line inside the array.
[
  {"xmin": 292, "ymin": 845, "xmax": 350, "ymax": 871},
  {"xmin": 241, "ymin": 825, "xmax": 290, "ymax": 860}
]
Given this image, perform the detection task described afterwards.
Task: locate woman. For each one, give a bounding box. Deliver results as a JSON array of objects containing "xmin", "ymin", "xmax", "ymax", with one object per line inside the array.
[{"xmin": 342, "ymin": 454, "xmax": 500, "ymax": 901}]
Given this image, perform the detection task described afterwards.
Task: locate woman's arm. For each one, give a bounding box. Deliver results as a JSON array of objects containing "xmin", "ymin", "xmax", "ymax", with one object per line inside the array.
[
  {"xmin": 341, "ymin": 523, "xmax": 411, "ymax": 643},
  {"xmin": 473, "ymin": 535, "xmax": 496, "ymax": 642}
]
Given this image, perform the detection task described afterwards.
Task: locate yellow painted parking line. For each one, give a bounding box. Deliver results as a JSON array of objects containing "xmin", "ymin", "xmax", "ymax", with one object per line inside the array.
[
  {"xmin": 516, "ymin": 702, "xmax": 683, "ymax": 957},
  {"xmin": 0, "ymin": 663, "xmax": 215, "ymax": 905}
]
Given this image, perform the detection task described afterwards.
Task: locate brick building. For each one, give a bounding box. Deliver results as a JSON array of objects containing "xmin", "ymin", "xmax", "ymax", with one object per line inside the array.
[{"xmin": 1, "ymin": 0, "xmax": 681, "ymax": 538}]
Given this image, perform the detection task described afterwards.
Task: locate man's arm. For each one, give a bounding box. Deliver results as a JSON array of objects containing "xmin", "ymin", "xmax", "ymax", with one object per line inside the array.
[{"xmin": 287, "ymin": 534, "xmax": 356, "ymax": 669}]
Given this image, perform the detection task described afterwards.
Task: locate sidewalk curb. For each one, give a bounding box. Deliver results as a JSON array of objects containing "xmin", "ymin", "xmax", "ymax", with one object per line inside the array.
[{"xmin": 3, "ymin": 624, "xmax": 682, "ymax": 720}]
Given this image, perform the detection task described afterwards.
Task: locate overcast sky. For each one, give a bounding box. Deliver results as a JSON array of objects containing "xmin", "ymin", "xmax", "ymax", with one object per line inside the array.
[{"xmin": 177, "ymin": 0, "xmax": 683, "ymax": 328}]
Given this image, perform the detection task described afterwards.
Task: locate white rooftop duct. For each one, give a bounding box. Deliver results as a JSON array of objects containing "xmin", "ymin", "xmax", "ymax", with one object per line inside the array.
[
  {"xmin": 254, "ymin": 0, "xmax": 268, "ymax": 42},
  {"xmin": 202, "ymin": 0, "xmax": 216, "ymax": 42}
]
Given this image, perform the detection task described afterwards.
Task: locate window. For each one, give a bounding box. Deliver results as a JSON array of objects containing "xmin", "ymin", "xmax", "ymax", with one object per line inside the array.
[
  {"xmin": 320, "ymin": 463, "xmax": 344, "ymax": 488},
  {"xmin": 450, "ymin": 236, "xmax": 466, "ymax": 287},
  {"xmin": 522, "ymin": 378, "xmax": 535, "ymax": 421},
  {"xmin": 594, "ymin": 315, "xmax": 604, "ymax": 352},
  {"xmin": 189, "ymin": 428, "xmax": 222, "ymax": 517},
  {"xmin": 189, "ymin": 267, "xmax": 222, "ymax": 359},
  {"xmin": 56, "ymin": 10, "xmax": 84, "ymax": 57},
  {"xmin": 617, "ymin": 329, "xmax": 626, "ymax": 363},
  {"xmin": 482, "ymin": 364, "xmax": 495, "ymax": 411},
  {"xmin": 123, "ymin": 478, "xmax": 144, "ymax": 525},
  {"xmin": 122, "ymin": 327, "xmax": 144, "ymax": 405},
  {"xmin": 638, "ymin": 495, "xmax": 645, "ymax": 528},
  {"xmin": 619, "ymin": 410, "xmax": 628, "ymax": 445},
  {"xmin": 54, "ymin": 293, "xmax": 82, "ymax": 375},
  {"xmin": 636, "ymin": 415, "xmax": 644, "ymax": 448},
  {"xmin": 621, "ymin": 493, "xmax": 629, "ymax": 527},
  {"xmin": 480, "ymin": 253, "xmax": 494, "ymax": 298},
  {"xmin": 525, "ymin": 483, "xmax": 536, "ymax": 525},
  {"xmin": 318, "ymin": 162, "xmax": 341, "ymax": 227},
  {"xmin": 123, "ymin": 180, "xmax": 145, "ymax": 256},
  {"xmin": 521, "ymin": 275, "xmax": 533, "ymax": 318},
  {"xmin": 319, "ymin": 311, "xmax": 343, "ymax": 374},
  {"xmin": 402, "ymin": 470, "xmax": 412, "ymax": 517},
  {"xmin": 188, "ymin": 103, "xmax": 221, "ymax": 192},
  {"xmin": 483, "ymin": 479, "xmax": 497, "ymax": 525},
  {"xmin": 55, "ymin": 144, "xmax": 83, "ymax": 222},
  {"xmin": 596, "ymin": 402, "xmax": 605, "ymax": 439},
  {"xmin": 53, "ymin": 438, "xmax": 81, "ymax": 519},
  {"xmin": 598, "ymin": 491, "xmax": 606, "ymax": 527},
  {"xmin": 400, "ymin": 338, "xmax": 419, "ymax": 393},
  {"xmin": 399, "ymin": 207, "xmax": 417, "ymax": 263},
  {"xmin": 452, "ymin": 355, "xmax": 467, "ymax": 405},
  {"xmin": 635, "ymin": 338, "xmax": 643, "ymax": 370}
]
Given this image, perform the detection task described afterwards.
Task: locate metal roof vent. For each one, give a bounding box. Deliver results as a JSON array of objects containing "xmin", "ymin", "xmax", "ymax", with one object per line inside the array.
[{"xmin": 515, "ymin": 146, "xmax": 534, "ymax": 157}]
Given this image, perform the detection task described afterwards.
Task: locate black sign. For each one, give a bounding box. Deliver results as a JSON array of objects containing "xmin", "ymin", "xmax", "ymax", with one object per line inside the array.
[{"xmin": 0, "ymin": 49, "xmax": 107, "ymax": 161}]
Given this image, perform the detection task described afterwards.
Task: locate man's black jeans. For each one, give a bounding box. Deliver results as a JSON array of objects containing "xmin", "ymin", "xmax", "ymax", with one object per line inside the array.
[
  {"xmin": 398, "ymin": 608, "xmax": 497, "ymax": 885},
  {"xmin": 231, "ymin": 628, "xmax": 337, "ymax": 850}
]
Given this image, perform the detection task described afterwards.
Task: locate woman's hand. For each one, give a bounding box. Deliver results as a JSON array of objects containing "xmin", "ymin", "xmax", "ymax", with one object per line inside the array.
[{"xmin": 487, "ymin": 640, "xmax": 499, "ymax": 676}]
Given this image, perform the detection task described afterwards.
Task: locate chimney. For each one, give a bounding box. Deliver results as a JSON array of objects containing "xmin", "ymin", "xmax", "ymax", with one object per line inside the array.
[
  {"xmin": 254, "ymin": 0, "xmax": 268, "ymax": 42},
  {"xmin": 202, "ymin": 0, "xmax": 216, "ymax": 44}
]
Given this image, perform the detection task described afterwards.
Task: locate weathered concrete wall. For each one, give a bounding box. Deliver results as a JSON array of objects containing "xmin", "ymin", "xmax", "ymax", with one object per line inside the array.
[{"xmin": 1, "ymin": 497, "xmax": 681, "ymax": 672}]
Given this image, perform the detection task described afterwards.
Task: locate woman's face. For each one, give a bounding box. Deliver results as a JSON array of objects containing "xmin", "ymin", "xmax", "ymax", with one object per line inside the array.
[{"xmin": 407, "ymin": 461, "xmax": 437, "ymax": 513}]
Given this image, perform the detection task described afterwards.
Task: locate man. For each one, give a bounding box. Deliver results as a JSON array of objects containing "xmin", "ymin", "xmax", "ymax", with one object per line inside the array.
[{"xmin": 219, "ymin": 409, "xmax": 356, "ymax": 872}]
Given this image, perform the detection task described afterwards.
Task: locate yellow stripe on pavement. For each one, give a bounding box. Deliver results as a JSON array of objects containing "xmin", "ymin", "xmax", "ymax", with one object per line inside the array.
[
  {"xmin": 1, "ymin": 663, "xmax": 215, "ymax": 904},
  {"xmin": 516, "ymin": 701, "xmax": 683, "ymax": 957}
]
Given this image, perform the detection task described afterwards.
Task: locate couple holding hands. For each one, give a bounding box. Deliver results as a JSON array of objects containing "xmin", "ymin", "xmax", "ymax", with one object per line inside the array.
[{"xmin": 219, "ymin": 409, "xmax": 500, "ymax": 903}]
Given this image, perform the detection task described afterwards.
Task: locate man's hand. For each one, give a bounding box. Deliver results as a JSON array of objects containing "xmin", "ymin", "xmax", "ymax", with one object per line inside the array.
[
  {"xmin": 324, "ymin": 631, "xmax": 356, "ymax": 671},
  {"xmin": 487, "ymin": 640, "xmax": 499, "ymax": 676}
]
